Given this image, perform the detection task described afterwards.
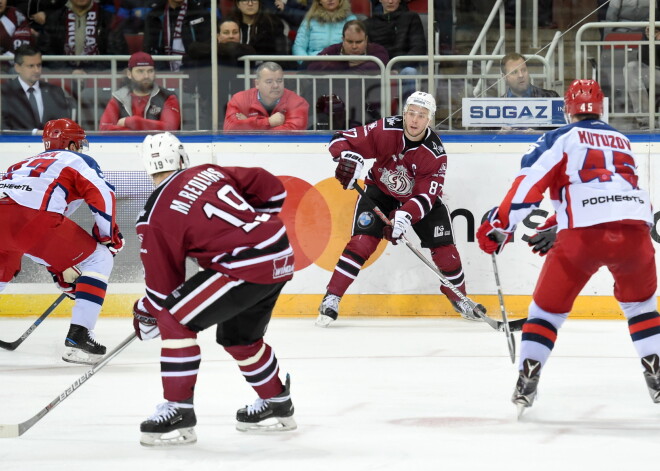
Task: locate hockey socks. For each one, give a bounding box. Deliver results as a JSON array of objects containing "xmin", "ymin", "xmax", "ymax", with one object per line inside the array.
[{"xmin": 225, "ymin": 339, "xmax": 283, "ymax": 399}]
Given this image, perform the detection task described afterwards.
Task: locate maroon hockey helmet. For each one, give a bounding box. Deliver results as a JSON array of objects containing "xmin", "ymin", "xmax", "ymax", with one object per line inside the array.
[
  {"xmin": 43, "ymin": 118, "xmax": 88, "ymax": 151},
  {"xmin": 564, "ymin": 79, "xmax": 604, "ymax": 116}
]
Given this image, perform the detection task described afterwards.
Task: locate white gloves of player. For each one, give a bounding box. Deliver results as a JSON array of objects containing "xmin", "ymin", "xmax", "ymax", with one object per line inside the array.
[
  {"xmin": 383, "ymin": 210, "xmax": 412, "ymax": 244},
  {"xmin": 132, "ymin": 297, "xmax": 160, "ymax": 341},
  {"xmin": 335, "ymin": 151, "xmax": 364, "ymax": 190},
  {"xmin": 47, "ymin": 266, "xmax": 82, "ymax": 299}
]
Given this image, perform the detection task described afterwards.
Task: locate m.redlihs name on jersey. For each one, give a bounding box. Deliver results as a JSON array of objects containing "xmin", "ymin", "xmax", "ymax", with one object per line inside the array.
[{"xmin": 169, "ymin": 167, "xmax": 225, "ymax": 215}]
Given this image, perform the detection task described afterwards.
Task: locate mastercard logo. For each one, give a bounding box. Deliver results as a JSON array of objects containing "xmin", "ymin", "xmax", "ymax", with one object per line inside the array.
[{"xmin": 278, "ymin": 176, "xmax": 387, "ymax": 271}]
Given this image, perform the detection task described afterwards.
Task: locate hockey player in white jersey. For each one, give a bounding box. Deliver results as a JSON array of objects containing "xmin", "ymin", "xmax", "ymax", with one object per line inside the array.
[
  {"xmin": 476, "ymin": 79, "xmax": 660, "ymax": 415},
  {"xmin": 0, "ymin": 118, "xmax": 124, "ymax": 364}
]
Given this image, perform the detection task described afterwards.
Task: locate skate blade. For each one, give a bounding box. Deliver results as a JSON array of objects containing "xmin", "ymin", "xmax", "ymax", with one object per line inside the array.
[
  {"xmin": 516, "ymin": 404, "xmax": 527, "ymax": 420},
  {"xmin": 140, "ymin": 427, "xmax": 197, "ymax": 447},
  {"xmin": 236, "ymin": 416, "xmax": 297, "ymax": 433},
  {"xmin": 315, "ymin": 314, "xmax": 334, "ymax": 328},
  {"xmin": 62, "ymin": 347, "xmax": 104, "ymax": 365}
]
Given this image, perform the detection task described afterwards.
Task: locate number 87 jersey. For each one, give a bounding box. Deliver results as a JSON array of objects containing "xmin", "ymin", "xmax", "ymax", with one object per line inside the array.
[
  {"xmin": 136, "ymin": 165, "xmax": 294, "ymax": 304},
  {"xmin": 496, "ymin": 119, "xmax": 653, "ymax": 233}
]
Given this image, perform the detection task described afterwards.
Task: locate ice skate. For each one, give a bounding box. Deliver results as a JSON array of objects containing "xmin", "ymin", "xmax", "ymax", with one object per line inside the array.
[
  {"xmin": 140, "ymin": 400, "xmax": 197, "ymax": 446},
  {"xmin": 450, "ymin": 299, "xmax": 484, "ymax": 322},
  {"xmin": 316, "ymin": 294, "xmax": 340, "ymax": 327},
  {"xmin": 62, "ymin": 324, "xmax": 106, "ymax": 365},
  {"xmin": 236, "ymin": 374, "xmax": 297, "ymax": 433},
  {"xmin": 641, "ymin": 354, "xmax": 660, "ymax": 403},
  {"xmin": 512, "ymin": 359, "xmax": 541, "ymax": 419}
]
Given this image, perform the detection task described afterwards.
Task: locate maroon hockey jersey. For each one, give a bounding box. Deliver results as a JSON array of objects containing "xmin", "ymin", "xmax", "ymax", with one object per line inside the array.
[
  {"xmin": 328, "ymin": 116, "xmax": 448, "ymax": 223},
  {"xmin": 136, "ymin": 165, "xmax": 294, "ymax": 311}
]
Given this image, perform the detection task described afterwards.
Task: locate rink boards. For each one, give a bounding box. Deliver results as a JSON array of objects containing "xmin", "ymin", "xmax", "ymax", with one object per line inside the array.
[{"xmin": 1, "ymin": 133, "xmax": 659, "ymax": 319}]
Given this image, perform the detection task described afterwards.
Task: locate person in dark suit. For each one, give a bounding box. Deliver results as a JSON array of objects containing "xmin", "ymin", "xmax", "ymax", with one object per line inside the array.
[{"xmin": 1, "ymin": 45, "xmax": 71, "ymax": 132}]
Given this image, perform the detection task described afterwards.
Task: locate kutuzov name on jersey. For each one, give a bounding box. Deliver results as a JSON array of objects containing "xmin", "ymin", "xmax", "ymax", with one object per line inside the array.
[{"xmin": 461, "ymin": 98, "xmax": 609, "ymax": 127}]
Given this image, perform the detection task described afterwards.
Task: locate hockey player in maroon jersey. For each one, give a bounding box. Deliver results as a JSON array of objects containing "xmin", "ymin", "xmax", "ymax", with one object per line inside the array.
[
  {"xmin": 316, "ymin": 91, "xmax": 482, "ymax": 327},
  {"xmin": 0, "ymin": 118, "xmax": 124, "ymax": 364},
  {"xmin": 476, "ymin": 79, "xmax": 660, "ymax": 416},
  {"xmin": 133, "ymin": 132, "xmax": 296, "ymax": 446}
]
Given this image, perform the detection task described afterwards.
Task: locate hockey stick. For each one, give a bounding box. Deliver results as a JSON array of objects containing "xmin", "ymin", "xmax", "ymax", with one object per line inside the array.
[
  {"xmin": 0, "ymin": 332, "xmax": 137, "ymax": 438},
  {"xmin": 353, "ymin": 184, "xmax": 526, "ymax": 332},
  {"xmin": 0, "ymin": 293, "xmax": 68, "ymax": 351},
  {"xmin": 491, "ymin": 254, "xmax": 516, "ymax": 363}
]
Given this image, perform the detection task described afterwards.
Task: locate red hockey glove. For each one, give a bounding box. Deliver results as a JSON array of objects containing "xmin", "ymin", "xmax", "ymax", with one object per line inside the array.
[
  {"xmin": 93, "ymin": 222, "xmax": 125, "ymax": 256},
  {"xmin": 527, "ymin": 214, "xmax": 557, "ymax": 256},
  {"xmin": 133, "ymin": 297, "xmax": 160, "ymax": 341},
  {"xmin": 382, "ymin": 210, "xmax": 412, "ymax": 245},
  {"xmin": 47, "ymin": 266, "xmax": 81, "ymax": 299},
  {"xmin": 335, "ymin": 151, "xmax": 364, "ymax": 190},
  {"xmin": 476, "ymin": 208, "xmax": 514, "ymax": 255}
]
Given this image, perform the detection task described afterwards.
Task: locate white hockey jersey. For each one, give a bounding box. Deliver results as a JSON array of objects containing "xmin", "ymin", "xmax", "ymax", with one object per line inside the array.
[
  {"xmin": 0, "ymin": 149, "xmax": 117, "ymax": 239},
  {"xmin": 496, "ymin": 119, "xmax": 653, "ymax": 232}
]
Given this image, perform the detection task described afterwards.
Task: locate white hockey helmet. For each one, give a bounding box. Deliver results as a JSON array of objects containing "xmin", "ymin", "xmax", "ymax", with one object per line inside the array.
[
  {"xmin": 141, "ymin": 132, "xmax": 190, "ymax": 176},
  {"xmin": 404, "ymin": 91, "xmax": 436, "ymax": 117}
]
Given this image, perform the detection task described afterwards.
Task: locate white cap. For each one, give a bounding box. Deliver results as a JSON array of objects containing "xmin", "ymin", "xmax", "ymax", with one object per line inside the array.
[
  {"xmin": 404, "ymin": 91, "xmax": 436, "ymax": 115},
  {"xmin": 141, "ymin": 132, "xmax": 190, "ymax": 176}
]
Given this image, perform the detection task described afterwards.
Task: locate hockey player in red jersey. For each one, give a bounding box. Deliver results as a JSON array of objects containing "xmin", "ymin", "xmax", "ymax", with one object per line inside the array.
[
  {"xmin": 133, "ymin": 132, "xmax": 296, "ymax": 446},
  {"xmin": 0, "ymin": 118, "xmax": 124, "ymax": 364},
  {"xmin": 316, "ymin": 91, "xmax": 482, "ymax": 327},
  {"xmin": 476, "ymin": 79, "xmax": 660, "ymax": 415}
]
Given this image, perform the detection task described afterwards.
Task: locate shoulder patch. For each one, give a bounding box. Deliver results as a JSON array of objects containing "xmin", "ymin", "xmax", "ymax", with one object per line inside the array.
[
  {"xmin": 383, "ymin": 116, "xmax": 404, "ymax": 129},
  {"xmin": 424, "ymin": 133, "xmax": 446, "ymax": 158}
]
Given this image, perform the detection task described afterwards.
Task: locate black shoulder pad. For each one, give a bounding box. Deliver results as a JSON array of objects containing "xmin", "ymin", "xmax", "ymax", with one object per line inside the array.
[
  {"xmin": 425, "ymin": 133, "xmax": 446, "ymax": 158},
  {"xmin": 383, "ymin": 116, "xmax": 404, "ymax": 129}
]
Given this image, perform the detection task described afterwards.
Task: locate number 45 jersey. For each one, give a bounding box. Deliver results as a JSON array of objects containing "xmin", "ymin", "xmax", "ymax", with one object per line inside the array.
[
  {"xmin": 136, "ymin": 166, "xmax": 294, "ymax": 305},
  {"xmin": 497, "ymin": 119, "xmax": 653, "ymax": 232}
]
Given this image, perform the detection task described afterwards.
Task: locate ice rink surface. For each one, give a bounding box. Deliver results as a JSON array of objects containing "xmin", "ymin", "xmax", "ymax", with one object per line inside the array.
[{"xmin": 0, "ymin": 316, "xmax": 658, "ymax": 471}]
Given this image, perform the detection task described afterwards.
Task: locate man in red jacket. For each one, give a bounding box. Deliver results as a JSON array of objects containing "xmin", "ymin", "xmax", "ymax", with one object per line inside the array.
[{"xmin": 223, "ymin": 61, "xmax": 309, "ymax": 131}]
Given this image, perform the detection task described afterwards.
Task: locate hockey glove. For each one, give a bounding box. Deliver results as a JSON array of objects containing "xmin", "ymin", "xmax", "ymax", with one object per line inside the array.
[
  {"xmin": 476, "ymin": 208, "xmax": 514, "ymax": 255},
  {"xmin": 527, "ymin": 214, "xmax": 558, "ymax": 256},
  {"xmin": 93, "ymin": 222, "xmax": 125, "ymax": 256},
  {"xmin": 133, "ymin": 297, "xmax": 160, "ymax": 341},
  {"xmin": 47, "ymin": 266, "xmax": 81, "ymax": 299},
  {"xmin": 382, "ymin": 210, "xmax": 412, "ymax": 245},
  {"xmin": 335, "ymin": 151, "xmax": 364, "ymax": 190}
]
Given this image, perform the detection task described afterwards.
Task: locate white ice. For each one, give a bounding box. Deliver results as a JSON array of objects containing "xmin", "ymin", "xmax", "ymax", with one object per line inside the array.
[{"xmin": 0, "ymin": 316, "xmax": 658, "ymax": 471}]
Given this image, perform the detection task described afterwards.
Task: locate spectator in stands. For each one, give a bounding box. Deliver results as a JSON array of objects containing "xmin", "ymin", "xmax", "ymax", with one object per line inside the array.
[
  {"xmin": 506, "ymin": 0, "xmax": 556, "ymax": 29},
  {"xmin": 14, "ymin": 0, "xmax": 65, "ymax": 37},
  {"xmin": 1, "ymin": 44, "xmax": 71, "ymax": 131},
  {"xmin": 308, "ymin": 20, "xmax": 388, "ymax": 71},
  {"xmin": 0, "ymin": 0, "xmax": 33, "ymax": 61},
  {"xmin": 604, "ymin": 0, "xmax": 650, "ymax": 37},
  {"xmin": 292, "ymin": 0, "xmax": 356, "ymax": 61},
  {"xmin": 625, "ymin": 24, "xmax": 660, "ymax": 127},
  {"xmin": 272, "ymin": 0, "xmax": 311, "ymax": 29},
  {"xmin": 224, "ymin": 61, "xmax": 309, "ymax": 130},
  {"xmin": 229, "ymin": 0, "xmax": 289, "ymax": 55},
  {"xmin": 143, "ymin": 0, "xmax": 212, "ymax": 71},
  {"xmin": 38, "ymin": 0, "xmax": 127, "ymax": 73},
  {"xmin": 99, "ymin": 52, "xmax": 181, "ymax": 130},
  {"xmin": 501, "ymin": 52, "xmax": 559, "ymax": 98}
]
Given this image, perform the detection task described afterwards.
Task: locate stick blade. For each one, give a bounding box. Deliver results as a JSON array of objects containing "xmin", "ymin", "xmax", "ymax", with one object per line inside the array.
[{"xmin": 0, "ymin": 424, "xmax": 21, "ymax": 438}]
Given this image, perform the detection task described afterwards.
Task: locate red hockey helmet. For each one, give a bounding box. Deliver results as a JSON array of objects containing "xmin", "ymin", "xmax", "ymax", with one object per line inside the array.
[
  {"xmin": 43, "ymin": 118, "xmax": 88, "ymax": 151},
  {"xmin": 564, "ymin": 79, "xmax": 604, "ymax": 116}
]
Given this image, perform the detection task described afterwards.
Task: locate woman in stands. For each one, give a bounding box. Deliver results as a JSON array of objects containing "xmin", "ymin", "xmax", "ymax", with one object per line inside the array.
[{"xmin": 230, "ymin": 0, "xmax": 289, "ymax": 55}]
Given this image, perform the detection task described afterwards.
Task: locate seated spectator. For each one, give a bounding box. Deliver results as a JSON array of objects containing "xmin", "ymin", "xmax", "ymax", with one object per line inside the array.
[
  {"xmin": 292, "ymin": 0, "xmax": 356, "ymax": 60},
  {"xmin": 506, "ymin": 0, "xmax": 556, "ymax": 29},
  {"xmin": 13, "ymin": 0, "xmax": 66, "ymax": 37},
  {"xmin": 144, "ymin": 0, "xmax": 212, "ymax": 71},
  {"xmin": 37, "ymin": 0, "xmax": 127, "ymax": 73},
  {"xmin": 604, "ymin": 0, "xmax": 650, "ymax": 37},
  {"xmin": 229, "ymin": 0, "xmax": 289, "ymax": 55},
  {"xmin": 624, "ymin": 24, "xmax": 660, "ymax": 127},
  {"xmin": 0, "ymin": 0, "xmax": 33, "ymax": 62},
  {"xmin": 501, "ymin": 52, "xmax": 559, "ymax": 97},
  {"xmin": 272, "ymin": 0, "xmax": 311, "ymax": 29},
  {"xmin": 1, "ymin": 44, "xmax": 71, "ymax": 131},
  {"xmin": 99, "ymin": 52, "xmax": 181, "ymax": 130},
  {"xmin": 224, "ymin": 61, "xmax": 309, "ymax": 130},
  {"xmin": 308, "ymin": 20, "xmax": 388, "ymax": 71}
]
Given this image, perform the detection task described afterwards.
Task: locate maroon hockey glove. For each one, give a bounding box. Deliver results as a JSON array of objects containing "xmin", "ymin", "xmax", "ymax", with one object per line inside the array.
[
  {"xmin": 382, "ymin": 210, "xmax": 412, "ymax": 245},
  {"xmin": 477, "ymin": 208, "xmax": 513, "ymax": 255},
  {"xmin": 527, "ymin": 214, "xmax": 557, "ymax": 256},
  {"xmin": 93, "ymin": 222, "xmax": 125, "ymax": 256},
  {"xmin": 335, "ymin": 151, "xmax": 364, "ymax": 190},
  {"xmin": 133, "ymin": 297, "xmax": 160, "ymax": 341},
  {"xmin": 47, "ymin": 266, "xmax": 81, "ymax": 299}
]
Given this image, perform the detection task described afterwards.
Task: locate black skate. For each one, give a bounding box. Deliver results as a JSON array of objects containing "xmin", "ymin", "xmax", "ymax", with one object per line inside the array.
[
  {"xmin": 512, "ymin": 359, "xmax": 541, "ymax": 419},
  {"xmin": 316, "ymin": 293, "xmax": 340, "ymax": 327},
  {"xmin": 236, "ymin": 374, "xmax": 297, "ymax": 432},
  {"xmin": 140, "ymin": 399, "xmax": 197, "ymax": 446},
  {"xmin": 62, "ymin": 324, "xmax": 106, "ymax": 365},
  {"xmin": 641, "ymin": 354, "xmax": 660, "ymax": 404},
  {"xmin": 450, "ymin": 299, "xmax": 484, "ymax": 322}
]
